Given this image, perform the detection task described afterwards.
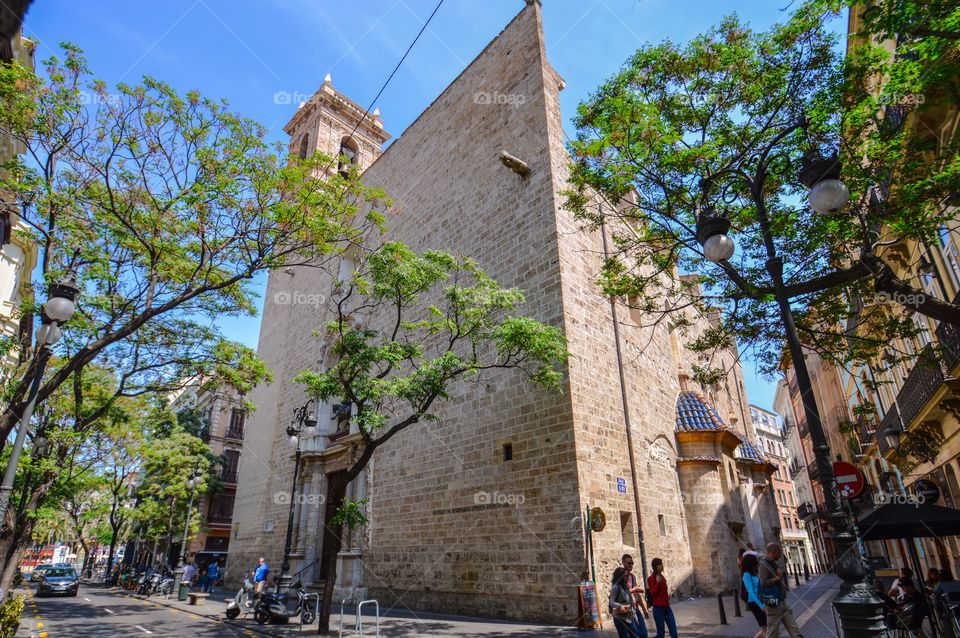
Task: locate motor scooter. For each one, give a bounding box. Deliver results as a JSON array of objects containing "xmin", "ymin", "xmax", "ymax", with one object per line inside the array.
[
  {"xmin": 225, "ymin": 575, "xmax": 257, "ymax": 620},
  {"xmin": 253, "ymin": 581, "xmax": 316, "ymax": 625}
]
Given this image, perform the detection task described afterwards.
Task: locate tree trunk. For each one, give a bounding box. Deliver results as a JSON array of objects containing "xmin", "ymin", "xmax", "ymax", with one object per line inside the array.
[
  {"xmin": 0, "ymin": 510, "xmax": 36, "ymax": 591},
  {"xmin": 80, "ymin": 541, "xmax": 91, "ymax": 578},
  {"xmin": 317, "ymin": 471, "xmax": 349, "ymax": 635},
  {"xmin": 105, "ymin": 537, "xmax": 118, "ymax": 581}
]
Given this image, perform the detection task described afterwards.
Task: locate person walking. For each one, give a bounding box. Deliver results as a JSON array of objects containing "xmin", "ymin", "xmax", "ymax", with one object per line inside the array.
[
  {"xmin": 758, "ymin": 542, "xmax": 804, "ymax": 638},
  {"xmin": 610, "ymin": 567, "xmax": 647, "ymax": 638},
  {"xmin": 181, "ymin": 559, "xmax": 196, "ymax": 592},
  {"xmin": 623, "ymin": 555, "xmax": 649, "ymax": 635},
  {"xmin": 741, "ymin": 553, "xmax": 767, "ymax": 638},
  {"xmin": 647, "ymin": 558, "xmax": 677, "ymax": 638},
  {"xmin": 205, "ymin": 559, "xmax": 219, "ymax": 594}
]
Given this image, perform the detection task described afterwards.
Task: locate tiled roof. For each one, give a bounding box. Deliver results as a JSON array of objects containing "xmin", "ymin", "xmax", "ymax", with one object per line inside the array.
[
  {"xmin": 734, "ymin": 434, "xmax": 766, "ymax": 463},
  {"xmin": 676, "ymin": 392, "xmax": 768, "ymax": 463},
  {"xmin": 675, "ymin": 391, "xmax": 727, "ymax": 432}
]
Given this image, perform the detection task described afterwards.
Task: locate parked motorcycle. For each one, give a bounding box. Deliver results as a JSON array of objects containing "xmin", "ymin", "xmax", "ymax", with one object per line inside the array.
[
  {"xmin": 136, "ymin": 568, "xmax": 174, "ymax": 596},
  {"xmin": 224, "ymin": 575, "xmax": 257, "ymax": 620},
  {"xmin": 253, "ymin": 581, "xmax": 316, "ymax": 625}
]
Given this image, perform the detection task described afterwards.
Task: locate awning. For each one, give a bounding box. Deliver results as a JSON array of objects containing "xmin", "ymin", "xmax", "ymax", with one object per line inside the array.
[{"xmin": 857, "ymin": 503, "xmax": 960, "ymax": 540}]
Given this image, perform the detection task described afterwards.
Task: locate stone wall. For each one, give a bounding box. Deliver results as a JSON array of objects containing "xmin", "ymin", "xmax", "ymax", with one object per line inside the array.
[{"xmin": 227, "ymin": 0, "xmax": 775, "ymax": 623}]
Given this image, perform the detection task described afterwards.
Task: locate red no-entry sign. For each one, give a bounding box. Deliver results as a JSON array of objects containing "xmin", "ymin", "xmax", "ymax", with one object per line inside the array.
[{"xmin": 833, "ymin": 461, "xmax": 866, "ymax": 498}]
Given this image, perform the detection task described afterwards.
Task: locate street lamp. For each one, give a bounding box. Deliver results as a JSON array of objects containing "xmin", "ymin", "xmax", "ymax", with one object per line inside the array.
[
  {"xmin": 279, "ymin": 399, "xmax": 317, "ymax": 587},
  {"xmin": 177, "ymin": 462, "xmax": 203, "ymax": 570},
  {"xmin": 0, "ymin": 281, "xmax": 80, "ymax": 525},
  {"xmin": 883, "ymin": 426, "xmax": 902, "ymax": 451},
  {"xmin": 799, "ymin": 153, "xmax": 850, "ymax": 214},
  {"xmin": 695, "ymin": 125, "xmax": 885, "ymax": 635}
]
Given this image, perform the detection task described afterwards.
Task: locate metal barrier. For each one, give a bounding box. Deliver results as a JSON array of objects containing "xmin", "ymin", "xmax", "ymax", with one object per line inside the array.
[
  {"xmin": 301, "ymin": 592, "xmax": 321, "ymax": 632},
  {"xmin": 338, "ymin": 599, "xmax": 380, "ymax": 637}
]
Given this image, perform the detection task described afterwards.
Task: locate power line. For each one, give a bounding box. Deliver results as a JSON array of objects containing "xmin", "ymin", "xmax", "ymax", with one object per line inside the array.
[{"xmin": 338, "ymin": 0, "xmax": 445, "ymax": 157}]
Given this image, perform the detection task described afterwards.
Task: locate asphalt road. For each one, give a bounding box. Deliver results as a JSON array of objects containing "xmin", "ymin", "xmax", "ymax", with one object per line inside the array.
[{"xmin": 18, "ymin": 584, "xmax": 258, "ymax": 638}]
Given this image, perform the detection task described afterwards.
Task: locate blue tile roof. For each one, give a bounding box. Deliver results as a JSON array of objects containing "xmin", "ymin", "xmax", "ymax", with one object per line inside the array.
[
  {"xmin": 675, "ymin": 392, "xmax": 768, "ymax": 463},
  {"xmin": 734, "ymin": 434, "xmax": 766, "ymax": 463},
  {"xmin": 675, "ymin": 391, "xmax": 727, "ymax": 432}
]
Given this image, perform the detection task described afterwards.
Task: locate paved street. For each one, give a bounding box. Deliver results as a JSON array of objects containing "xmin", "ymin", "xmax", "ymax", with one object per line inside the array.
[
  {"xmin": 12, "ymin": 574, "xmax": 842, "ymax": 638},
  {"xmin": 14, "ymin": 586, "xmax": 257, "ymax": 638}
]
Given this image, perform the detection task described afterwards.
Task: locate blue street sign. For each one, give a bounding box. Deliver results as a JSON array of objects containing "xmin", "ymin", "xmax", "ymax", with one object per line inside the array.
[{"xmin": 616, "ymin": 477, "xmax": 627, "ymax": 493}]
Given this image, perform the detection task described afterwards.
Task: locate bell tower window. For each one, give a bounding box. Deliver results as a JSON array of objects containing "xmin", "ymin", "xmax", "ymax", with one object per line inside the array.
[
  {"xmin": 298, "ymin": 134, "xmax": 309, "ymax": 160},
  {"xmin": 338, "ymin": 137, "xmax": 359, "ymax": 175}
]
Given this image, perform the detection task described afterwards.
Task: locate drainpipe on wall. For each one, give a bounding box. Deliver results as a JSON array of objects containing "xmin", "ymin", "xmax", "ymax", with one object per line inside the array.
[{"xmin": 599, "ymin": 205, "xmax": 649, "ymax": 582}]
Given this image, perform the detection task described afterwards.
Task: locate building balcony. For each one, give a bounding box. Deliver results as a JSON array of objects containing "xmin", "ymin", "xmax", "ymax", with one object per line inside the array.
[
  {"xmin": 857, "ymin": 413, "xmax": 879, "ymax": 450},
  {"xmin": 220, "ymin": 470, "xmax": 238, "ymax": 485},
  {"xmin": 225, "ymin": 427, "xmax": 244, "ymax": 441},
  {"xmin": 879, "ymin": 342, "xmax": 955, "ymax": 462},
  {"xmin": 807, "ymin": 459, "xmax": 820, "ymax": 484},
  {"xmin": 207, "ymin": 512, "xmax": 233, "ymax": 526},
  {"xmin": 797, "ymin": 502, "xmax": 816, "ymax": 520},
  {"xmin": 790, "ymin": 461, "xmax": 804, "ymax": 480}
]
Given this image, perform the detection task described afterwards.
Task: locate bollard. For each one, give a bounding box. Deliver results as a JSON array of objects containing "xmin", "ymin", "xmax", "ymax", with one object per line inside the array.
[
  {"xmin": 795, "ymin": 569, "xmax": 801, "ymax": 587},
  {"xmin": 733, "ymin": 585, "xmax": 742, "ymax": 617},
  {"xmin": 803, "ymin": 563, "xmax": 810, "ymax": 581},
  {"xmin": 718, "ymin": 592, "xmax": 728, "ymax": 625}
]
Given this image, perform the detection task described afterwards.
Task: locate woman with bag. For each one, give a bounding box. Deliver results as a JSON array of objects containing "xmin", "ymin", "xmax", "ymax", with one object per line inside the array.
[
  {"xmin": 609, "ymin": 567, "xmax": 648, "ymax": 638},
  {"xmin": 741, "ymin": 553, "xmax": 767, "ymax": 638},
  {"xmin": 647, "ymin": 558, "xmax": 678, "ymax": 638}
]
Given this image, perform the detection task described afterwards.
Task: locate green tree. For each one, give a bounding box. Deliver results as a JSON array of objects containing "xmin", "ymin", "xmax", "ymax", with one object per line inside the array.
[
  {"xmin": 565, "ymin": 1, "xmax": 960, "ymax": 377},
  {"xmin": 294, "ymin": 241, "xmax": 567, "ymax": 633},
  {"xmin": 0, "ymin": 364, "xmax": 132, "ymax": 587},
  {"xmin": 0, "ymin": 41, "xmax": 383, "ymax": 503},
  {"xmin": 127, "ymin": 407, "xmax": 211, "ymax": 569}
]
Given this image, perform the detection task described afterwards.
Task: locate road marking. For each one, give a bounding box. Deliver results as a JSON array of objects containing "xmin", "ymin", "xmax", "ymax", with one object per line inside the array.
[
  {"xmin": 36, "ymin": 621, "xmax": 43, "ymax": 627},
  {"xmin": 38, "ymin": 633, "xmax": 47, "ymax": 638},
  {"xmin": 83, "ymin": 596, "xmax": 91, "ymax": 601},
  {"xmin": 104, "ymin": 607, "xmax": 115, "ymax": 614},
  {"xmin": 135, "ymin": 625, "xmax": 153, "ymax": 634}
]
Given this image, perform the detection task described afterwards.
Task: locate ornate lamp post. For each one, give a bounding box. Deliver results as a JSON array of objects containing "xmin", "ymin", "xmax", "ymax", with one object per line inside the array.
[
  {"xmin": 694, "ymin": 120, "xmax": 885, "ymax": 636},
  {"xmin": 279, "ymin": 399, "xmax": 317, "ymax": 587},
  {"xmin": 177, "ymin": 462, "xmax": 203, "ymax": 570},
  {"xmin": 0, "ymin": 281, "xmax": 80, "ymax": 525}
]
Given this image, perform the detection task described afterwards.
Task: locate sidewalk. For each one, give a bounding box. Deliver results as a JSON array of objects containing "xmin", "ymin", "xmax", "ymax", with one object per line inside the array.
[{"xmin": 109, "ymin": 574, "xmax": 841, "ymax": 637}]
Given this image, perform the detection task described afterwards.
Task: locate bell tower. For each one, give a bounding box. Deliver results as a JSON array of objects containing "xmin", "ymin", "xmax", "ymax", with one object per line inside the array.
[{"xmin": 283, "ymin": 73, "xmax": 391, "ymax": 171}]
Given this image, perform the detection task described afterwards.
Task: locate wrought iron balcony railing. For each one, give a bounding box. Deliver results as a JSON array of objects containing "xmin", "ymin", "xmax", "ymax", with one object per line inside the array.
[
  {"xmin": 797, "ymin": 502, "xmax": 816, "ymax": 520},
  {"xmin": 936, "ymin": 315, "xmax": 960, "ymax": 372}
]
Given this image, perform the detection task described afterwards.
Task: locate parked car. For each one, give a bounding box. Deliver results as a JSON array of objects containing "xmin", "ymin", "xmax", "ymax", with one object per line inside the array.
[
  {"xmin": 36, "ymin": 567, "xmax": 79, "ymax": 597},
  {"xmin": 29, "ymin": 564, "xmax": 53, "ymax": 583}
]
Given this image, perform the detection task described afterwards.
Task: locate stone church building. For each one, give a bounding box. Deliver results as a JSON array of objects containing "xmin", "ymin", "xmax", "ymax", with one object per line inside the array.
[{"xmin": 227, "ymin": 0, "xmax": 781, "ymax": 624}]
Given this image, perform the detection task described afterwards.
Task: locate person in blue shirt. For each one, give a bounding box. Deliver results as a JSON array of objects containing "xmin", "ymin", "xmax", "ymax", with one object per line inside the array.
[
  {"xmin": 254, "ymin": 558, "xmax": 270, "ymax": 596},
  {"xmin": 204, "ymin": 560, "xmax": 220, "ymax": 594},
  {"xmin": 741, "ymin": 553, "xmax": 766, "ymax": 638}
]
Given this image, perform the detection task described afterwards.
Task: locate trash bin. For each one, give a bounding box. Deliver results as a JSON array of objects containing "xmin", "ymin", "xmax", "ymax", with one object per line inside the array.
[{"xmin": 178, "ymin": 581, "xmax": 190, "ymax": 601}]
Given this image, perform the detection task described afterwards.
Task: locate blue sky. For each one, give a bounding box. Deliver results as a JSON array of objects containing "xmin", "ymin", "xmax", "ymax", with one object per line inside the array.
[{"xmin": 22, "ymin": 0, "xmax": 802, "ymax": 412}]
